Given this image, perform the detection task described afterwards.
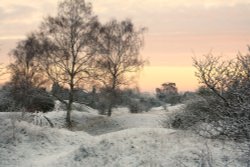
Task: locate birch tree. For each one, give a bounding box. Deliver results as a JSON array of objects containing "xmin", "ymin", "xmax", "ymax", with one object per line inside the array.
[
  {"xmin": 39, "ymin": 0, "xmax": 99, "ymax": 127},
  {"xmin": 95, "ymin": 19, "xmax": 146, "ymax": 116}
]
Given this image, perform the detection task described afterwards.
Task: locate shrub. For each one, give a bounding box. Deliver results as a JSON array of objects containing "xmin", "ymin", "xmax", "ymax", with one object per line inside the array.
[
  {"xmin": 168, "ymin": 92, "xmax": 250, "ymax": 140},
  {"xmin": 0, "ymin": 84, "xmax": 55, "ymax": 113},
  {"xmin": 0, "ymin": 89, "xmax": 14, "ymax": 112},
  {"xmin": 168, "ymin": 98, "xmax": 211, "ymax": 129},
  {"xmin": 128, "ymin": 96, "xmax": 162, "ymax": 113},
  {"xmin": 184, "ymin": 52, "xmax": 250, "ymax": 140},
  {"xmin": 128, "ymin": 99, "xmax": 144, "ymax": 113},
  {"xmin": 28, "ymin": 93, "xmax": 55, "ymax": 112}
]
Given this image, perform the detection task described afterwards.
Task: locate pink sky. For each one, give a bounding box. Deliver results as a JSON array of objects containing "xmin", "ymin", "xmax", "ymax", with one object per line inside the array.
[{"xmin": 1, "ymin": 0, "xmax": 250, "ymax": 92}]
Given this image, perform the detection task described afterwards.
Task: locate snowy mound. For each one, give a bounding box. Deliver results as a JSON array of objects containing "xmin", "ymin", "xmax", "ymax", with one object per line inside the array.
[
  {"xmin": 50, "ymin": 128, "xmax": 177, "ymax": 167},
  {"xmin": 54, "ymin": 100, "xmax": 99, "ymax": 115},
  {"xmin": 7, "ymin": 126, "xmax": 244, "ymax": 167},
  {"xmin": 0, "ymin": 117, "xmax": 93, "ymax": 167}
]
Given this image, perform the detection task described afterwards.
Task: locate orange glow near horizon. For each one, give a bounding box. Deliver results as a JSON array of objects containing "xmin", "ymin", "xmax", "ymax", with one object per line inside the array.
[
  {"xmin": 138, "ymin": 66, "xmax": 199, "ymax": 93},
  {"xmin": 0, "ymin": 64, "xmax": 199, "ymax": 92}
]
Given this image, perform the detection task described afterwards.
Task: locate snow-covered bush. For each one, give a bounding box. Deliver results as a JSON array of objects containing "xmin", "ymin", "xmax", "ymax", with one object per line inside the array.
[
  {"xmin": 168, "ymin": 94, "xmax": 250, "ymax": 139},
  {"xmin": 192, "ymin": 52, "xmax": 250, "ymax": 140},
  {"xmin": 0, "ymin": 83, "xmax": 55, "ymax": 113},
  {"xmin": 128, "ymin": 96, "xmax": 162, "ymax": 113},
  {"xmin": 128, "ymin": 99, "xmax": 144, "ymax": 113},
  {"xmin": 0, "ymin": 88, "xmax": 14, "ymax": 112},
  {"xmin": 168, "ymin": 98, "xmax": 212, "ymax": 129},
  {"xmin": 28, "ymin": 92, "xmax": 55, "ymax": 112}
]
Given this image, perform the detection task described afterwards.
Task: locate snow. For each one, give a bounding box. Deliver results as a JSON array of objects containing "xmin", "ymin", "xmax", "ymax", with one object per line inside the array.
[{"xmin": 0, "ymin": 103, "xmax": 249, "ymax": 167}]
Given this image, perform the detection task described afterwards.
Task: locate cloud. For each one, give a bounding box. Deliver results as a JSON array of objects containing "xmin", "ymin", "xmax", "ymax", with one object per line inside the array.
[
  {"xmin": 91, "ymin": 0, "xmax": 250, "ymax": 9},
  {"xmin": 1, "ymin": 0, "xmax": 250, "ymax": 66},
  {"xmin": 0, "ymin": 1, "xmax": 57, "ymax": 40},
  {"xmin": 89, "ymin": 1, "xmax": 250, "ymax": 34},
  {"xmin": 1, "ymin": 0, "xmax": 250, "ymax": 39},
  {"xmin": 0, "ymin": 5, "xmax": 37, "ymax": 24}
]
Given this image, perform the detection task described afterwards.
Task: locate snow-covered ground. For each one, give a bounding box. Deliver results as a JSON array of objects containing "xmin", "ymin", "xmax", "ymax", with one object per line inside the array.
[{"xmin": 0, "ymin": 104, "xmax": 249, "ymax": 167}]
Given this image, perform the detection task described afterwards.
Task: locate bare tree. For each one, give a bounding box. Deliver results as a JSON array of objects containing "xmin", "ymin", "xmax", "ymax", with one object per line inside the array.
[
  {"xmin": 95, "ymin": 19, "xmax": 146, "ymax": 116},
  {"xmin": 192, "ymin": 50, "xmax": 250, "ymax": 139},
  {"xmin": 193, "ymin": 54, "xmax": 232, "ymax": 107},
  {"xmin": 38, "ymin": 0, "xmax": 99, "ymax": 127},
  {"xmin": 193, "ymin": 52, "xmax": 250, "ymax": 108},
  {"xmin": 232, "ymin": 52, "xmax": 250, "ymax": 103},
  {"xmin": 9, "ymin": 34, "xmax": 47, "ymax": 88},
  {"xmin": 8, "ymin": 34, "xmax": 51, "ymax": 112}
]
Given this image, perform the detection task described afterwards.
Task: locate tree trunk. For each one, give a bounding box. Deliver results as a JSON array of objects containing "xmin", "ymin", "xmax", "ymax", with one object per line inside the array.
[
  {"xmin": 66, "ymin": 86, "xmax": 74, "ymax": 128},
  {"xmin": 107, "ymin": 104, "xmax": 112, "ymax": 117},
  {"xmin": 107, "ymin": 89, "xmax": 116, "ymax": 117},
  {"xmin": 66, "ymin": 102, "xmax": 72, "ymax": 127},
  {"xmin": 66, "ymin": 68, "xmax": 75, "ymax": 127},
  {"xmin": 107, "ymin": 77, "xmax": 117, "ymax": 117}
]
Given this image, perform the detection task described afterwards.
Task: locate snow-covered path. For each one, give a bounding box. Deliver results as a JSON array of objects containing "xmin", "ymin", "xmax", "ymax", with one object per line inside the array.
[
  {"xmin": 76, "ymin": 107, "xmax": 169, "ymax": 135},
  {"xmin": 71, "ymin": 105, "xmax": 185, "ymax": 135}
]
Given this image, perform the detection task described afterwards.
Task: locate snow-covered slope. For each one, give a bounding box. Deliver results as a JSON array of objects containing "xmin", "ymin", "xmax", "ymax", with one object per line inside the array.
[
  {"xmin": 51, "ymin": 128, "xmax": 247, "ymax": 167},
  {"xmin": 0, "ymin": 104, "xmax": 249, "ymax": 167}
]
